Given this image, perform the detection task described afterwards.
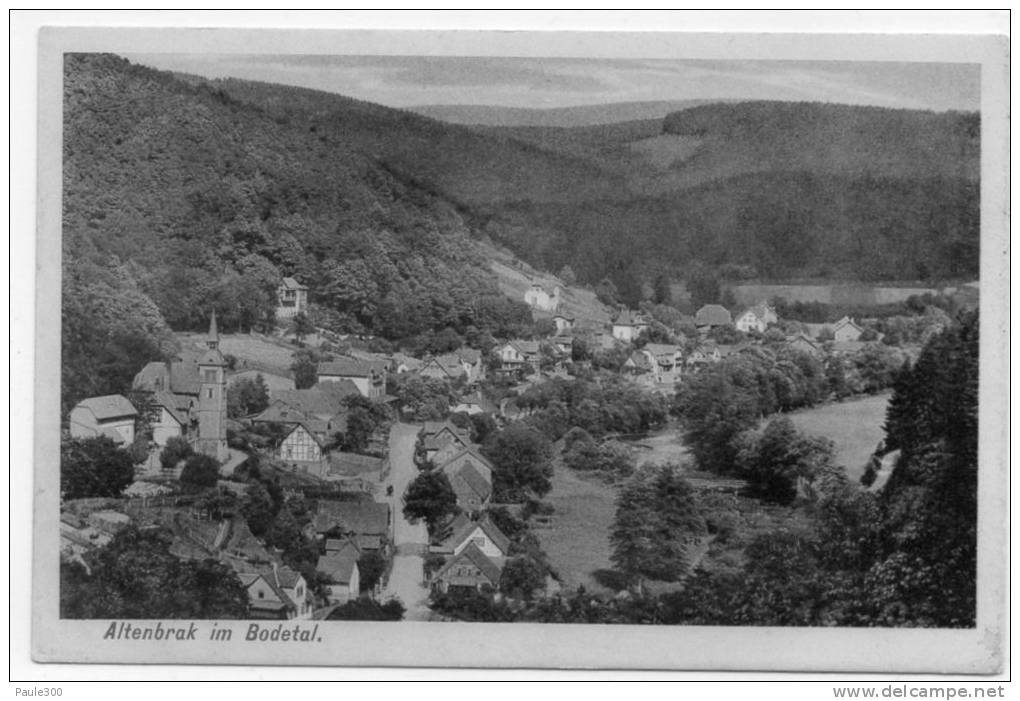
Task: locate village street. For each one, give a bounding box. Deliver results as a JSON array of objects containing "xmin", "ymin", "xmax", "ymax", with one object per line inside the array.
[{"xmin": 382, "ymin": 422, "xmax": 432, "ymax": 620}]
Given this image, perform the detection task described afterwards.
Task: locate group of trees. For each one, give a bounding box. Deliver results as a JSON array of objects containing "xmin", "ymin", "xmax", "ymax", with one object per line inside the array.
[
  {"xmin": 60, "ymin": 436, "xmax": 138, "ymax": 500},
  {"xmin": 61, "ymin": 527, "xmax": 249, "ymax": 618},
  {"xmin": 515, "ymin": 375, "xmax": 671, "ymax": 443},
  {"xmin": 227, "ymin": 374, "xmax": 270, "ymax": 418}
]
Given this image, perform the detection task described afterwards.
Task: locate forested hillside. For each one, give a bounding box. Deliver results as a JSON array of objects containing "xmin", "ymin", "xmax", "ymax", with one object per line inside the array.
[
  {"xmin": 209, "ymin": 77, "xmax": 980, "ymax": 301},
  {"xmin": 61, "ymin": 54, "xmax": 534, "ymax": 411}
]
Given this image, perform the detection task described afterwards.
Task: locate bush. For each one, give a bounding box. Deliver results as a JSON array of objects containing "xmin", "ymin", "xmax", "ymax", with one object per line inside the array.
[
  {"xmin": 60, "ymin": 436, "xmax": 136, "ymax": 500},
  {"xmin": 180, "ymin": 453, "xmax": 221, "ymax": 490},
  {"xmin": 326, "ymin": 598, "xmax": 405, "ymax": 621},
  {"xmin": 160, "ymin": 436, "xmax": 193, "ymax": 470},
  {"xmin": 499, "ymin": 556, "xmax": 546, "ymax": 599}
]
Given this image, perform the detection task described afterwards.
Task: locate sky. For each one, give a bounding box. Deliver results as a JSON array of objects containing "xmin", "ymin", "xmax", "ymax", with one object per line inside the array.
[{"xmin": 123, "ymin": 54, "xmax": 980, "ymax": 112}]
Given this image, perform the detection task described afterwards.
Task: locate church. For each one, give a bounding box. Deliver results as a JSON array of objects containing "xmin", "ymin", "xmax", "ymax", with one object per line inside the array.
[{"xmin": 131, "ymin": 313, "xmax": 228, "ymax": 462}]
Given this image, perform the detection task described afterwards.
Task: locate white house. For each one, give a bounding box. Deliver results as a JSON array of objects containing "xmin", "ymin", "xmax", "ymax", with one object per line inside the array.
[
  {"xmin": 278, "ymin": 423, "xmax": 326, "ymax": 465},
  {"xmin": 495, "ymin": 340, "xmax": 540, "ymax": 374},
  {"xmin": 316, "ymin": 554, "xmax": 360, "ymax": 604},
  {"xmin": 833, "ymin": 316, "xmax": 865, "ymax": 342},
  {"xmin": 734, "ymin": 302, "xmax": 778, "ymax": 334},
  {"xmin": 68, "ymin": 394, "xmax": 138, "ymax": 446},
  {"xmin": 611, "ymin": 310, "xmax": 649, "ymax": 342},
  {"xmin": 276, "ymin": 277, "xmax": 308, "ymax": 319},
  {"xmin": 551, "ymin": 314, "xmax": 574, "ymax": 334},
  {"xmin": 524, "ymin": 283, "xmax": 561, "ymax": 312}
]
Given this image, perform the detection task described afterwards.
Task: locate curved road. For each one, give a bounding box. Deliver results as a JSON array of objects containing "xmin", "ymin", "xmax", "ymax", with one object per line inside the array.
[{"xmin": 382, "ymin": 422, "xmax": 432, "ymax": 620}]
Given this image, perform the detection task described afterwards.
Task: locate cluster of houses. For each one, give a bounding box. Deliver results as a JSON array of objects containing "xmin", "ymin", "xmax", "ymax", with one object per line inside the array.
[{"xmin": 414, "ymin": 420, "xmax": 514, "ymax": 593}]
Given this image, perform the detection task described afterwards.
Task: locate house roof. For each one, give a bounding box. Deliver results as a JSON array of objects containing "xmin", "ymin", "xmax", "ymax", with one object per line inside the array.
[
  {"xmin": 695, "ymin": 305, "xmax": 733, "ymax": 327},
  {"xmin": 831, "ymin": 341, "xmax": 868, "ymax": 354},
  {"xmin": 422, "ymin": 420, "xmax": 471, "ymax": 440},
  {"xmin": 435, "ymin": 543, "xmax": 503, "ymax": 584},
  {"xmin": 262, "ymin": 384, "xmax": 356, "ymax": 421},
  {"xmin": 75, "ymin": 394, "xmax": 137, "ymax": 421},
  {"xmin": 317, "ymin": 358, "xmax": 381, "ymax": 378},
  {"xmin": 454, "ymin": 347, "xmax": 482, "ymax": 364},
  {"xmin": 833, "ymin": 316, "xmax": 864, "ymax": 332},
  {"xmin": 613, "ymin": 309, "xmax": 647, "ymax": 327},
  {"xmin": 280, "ymin": 277, "xmax": 307, "ymax": 290},
  {"xmin": 456, "ymin": 391, "xmax": 498, "ymax": 414},
  {"xmin": 440, "ymin": 514, "xmax": 510, "ymax": 555},
  {"xmin": 313, "ymin": 501, "xmax": 390, "ymax": 536},
  {"xmin": 626, "ymin": 350, "xmax": 654, "ymax": 372},
  {"xmin": 271, "ymin": 565, "xmax": 304, "ymax": 590},
  {"xmin": 449, "ymin": 462, "xmax": 493, "ymax": 503},
  {"xmin": 436, "ymin": 445, "xmax": 494, "ymax": 475},
  {"xmin": 325, "ymin": 536, "xmax": 361, "ymax": 557},
  {"xmin": 329, "ymin": 452, "xmax": 385, "ymax": 477},
  {"xmin": 505, "ymin": 340, "xmax": 540, "ymax": 356},
  {"xmin": 151, "ymin": 390, "xmax": 187, "ymax": 425},
  {"xmin": 316, "ymin": 554, "xmax": 358, "ymax": 584}
]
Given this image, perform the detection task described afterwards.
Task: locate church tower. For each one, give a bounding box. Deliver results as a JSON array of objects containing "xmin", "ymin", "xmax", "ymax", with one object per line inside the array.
[{"xmin": 195, "ymin": 311, "xmax": 228, "ymax": 462}]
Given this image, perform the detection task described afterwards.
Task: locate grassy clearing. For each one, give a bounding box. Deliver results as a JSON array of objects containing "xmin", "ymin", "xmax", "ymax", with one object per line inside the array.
[
  {"xmin": 535, "ymin": 458, "xmax": 619, "ymax": 595},
  {"xmin": 179, "ymin": 332, "xmax": 297, "ymax": 377},
  {"xmin": 786, "ymin": 393, "xmax": 890, "ymax": 480}
]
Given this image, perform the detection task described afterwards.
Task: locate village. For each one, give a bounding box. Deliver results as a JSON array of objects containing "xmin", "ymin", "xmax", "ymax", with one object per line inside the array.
[{"xmin": 60, "ymin": 272, "xmax": 961, "ymax": 622}]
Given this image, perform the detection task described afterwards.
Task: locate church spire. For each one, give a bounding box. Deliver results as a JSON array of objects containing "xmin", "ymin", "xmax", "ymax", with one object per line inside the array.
[{"xmin": 207, "ymin": 310, "xmax": 219, "ymax": 350}]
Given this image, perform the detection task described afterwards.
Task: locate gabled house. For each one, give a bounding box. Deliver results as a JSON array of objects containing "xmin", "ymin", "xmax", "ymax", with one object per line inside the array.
[
  {"xmin": 316, "ymin": 554, "xmax": 360, "ymax": 604},
  {"xmin": 68, "ymin": 394, "xmax": 138, "ymax": 446},
  {"xmin": 623, "ymin": 349, "xmax": 657, "ymax": 387},
  {"xmin": 832, "ymin": 316, "xmax": 865, "ymax": 343},
  {"xmin": 317, "ymin": 358, "xmax": 386, "ymax": 399},
  {"xmin": 695, "ymin": 304, "xmax": 733, "ymax": 330},
  {"xmin": 550, "ymin": 335, "xmax": 574, "ymax": 356},
  {"xmin": 611, "ymin": 310, "xmax": 650, "ymax": 342},
  {"xmin": 686, "ymin": 343, "xmax": 722, "ymax": 368},
  {"xmin": 495, "ymin": 340, "xmax": 541, "ymax": 375},
  {"xmin": 311, "ymin": 501, "xmax": 391, "ymax": 546},
  {"xmin": 451, "ymin": 391, "xmax": 498, "ymax": 416},
  {"xmin": 787, "ymin": 334, "xmax": 823, "ymax": 357},
  {"xmin": 276, "ymin": 277, "xmax": 308, "ymax": 319},
  {"xmin": 277, "ymin": 423, "xmax": 327, "ymax": 465},
  {"xmin": 433, "ymin": 513, "xmax": 511, "ymax": 561},
  {"xmin": 433, "ymin": 447, "xmax": 494, "ymax": 512},
  {"xmin": 431, "ymin": 543, "xmax": 503, "ymax": 594},
  {"xmin": 551, "ymin": 314, "xmax": 575, "ymax": 335},
  {"xmin": 420, "ymin": 420, "xmax": 472, "ymax": 462},
  {"xmin": 734, "ymin": 308, "xmax": 767, "ymax": 334},
  {"xmin": 524, "ymin": 283, "xmax": 561, "ymax": 312},
  {"xmin": 419, "ymin": 353, "xmax": 474, "ymax": 383},
  {"xmin": 233, "ymin": 562, "xmax": 312, "ymax": 620}
]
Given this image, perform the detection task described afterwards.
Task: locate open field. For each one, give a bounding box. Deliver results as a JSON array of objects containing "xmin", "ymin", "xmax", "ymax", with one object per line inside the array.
[
  {"xmin": 179, "ymin": 332, "xmax": 297, "ymax": 377},
  {"xmin": 535, "ymin": 461, "xmax": 619, "ymax": 595},
  {"xmin": 786, "ymin": 393, "xmax": 891, "ymax": 480}
]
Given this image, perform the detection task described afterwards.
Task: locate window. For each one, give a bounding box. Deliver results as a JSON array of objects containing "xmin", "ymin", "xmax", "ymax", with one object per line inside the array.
[
  {"xmin": 258, "ymin": 591, "xmax": 264, "ymax": 599},
  {"xmin": 203, "ymin": 369, "xmax": 217, "ymax": 383},
  {"xmin": 207, "ymin": 388, "xmax": 213, "ymax": 399}
]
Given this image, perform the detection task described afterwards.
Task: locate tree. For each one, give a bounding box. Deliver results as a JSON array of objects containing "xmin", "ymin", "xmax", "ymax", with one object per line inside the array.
[
  {"xmin": 195, "ymin": 487, "xmax": 238, "ymax": 520},
  {"xmin": 179, "ymin": 453, "xmax": 221, "ymax": 490},
  {"xmin": 240, "ymin": 481, "xmax": 278, "ymax": 537},
  {"xmin": 290, "ymin": 311, "xmax": 315, "ymax": 343},
  {"xmin": 558, "ymin": 265, "xmax": 577, "ymax": 286},
  {"xmin": 290, "ymin": 348, "xmax": 327, "ymax": 390},
  {"xmin": 357, "ymin": 551, "xmax": 387, "ymax": 593},
  {"xmin": 483, "ymin": 422, "xmax": 554, "ymax": 501},
  {"xmin": 343, "ymin": 406, "xmax": 376, "ymax": 453},
  {"xmin": 60, "ymin": 526, "xmax": 247, "ymax": 619},
  {"xmin": 60, "ymin": 436, "xmax": 136, "ymax": 500},
  {"xmin": 734, "ymin": 417, "xmax": 836, "ymax": 504},
  {"xmin": 227, "ymin": 374, "xmax": 270, "ymax": 418},
  {"xmin": 673, "ymin": 369, "xmax": 760, "ymax": 474},
  {"xmin": 499, "ymin": 556, "xmax": 546, "ymax": 599},
  {"xmin": 402, "ymin": 470, "xmax": 458, "ymax": 535},
  {"xmin": 159, "ymin": 435, "xmax": 194, "ymax": 470},
  {"xmin": 610, "ymin": 465, "xmax": 707, "ymax": 586},
  {"xmin": 326, "ymin": 598, "xmax": 405, "ymax": 621}
]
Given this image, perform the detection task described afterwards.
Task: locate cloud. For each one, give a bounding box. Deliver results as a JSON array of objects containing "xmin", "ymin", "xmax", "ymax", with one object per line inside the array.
[{"xmin": 123, "ymin": 53, "xmax": 979, "ymax": 112}]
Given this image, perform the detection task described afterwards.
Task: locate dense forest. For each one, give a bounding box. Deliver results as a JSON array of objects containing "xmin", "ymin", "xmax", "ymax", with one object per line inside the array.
[
  {"xmin": 61, "ymin": 54, "xmax": 533, "ymax": 410},
  {"xmin": 207, "ymin": 77, "xmax": 980, "ymax": 303}
]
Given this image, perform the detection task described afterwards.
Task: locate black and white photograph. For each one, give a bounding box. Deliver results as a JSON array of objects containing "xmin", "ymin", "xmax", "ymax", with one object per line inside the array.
[{"xmin": 16, "ymin": 14, "xmax": 1009, "ymax": 678}]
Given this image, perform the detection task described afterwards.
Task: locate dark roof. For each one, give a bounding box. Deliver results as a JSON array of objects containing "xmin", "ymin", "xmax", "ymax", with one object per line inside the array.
[
  {"xmin": 455, "ymin": 347, "xmax": 482, "ymax": 364},
  {"xmin": 695, "ymin": 305, "xmax": 733, "ymax": 327},
  {"xmin": 151, "ymin": 390, "xmax": 188, "ymax": 425},
  {"xmin": 449, "ymin": 462, "xmax": 493, "ymax": 503},
  {"xmin": 435, "ymin": 543, "xmax": 502, "ymax": 584},
  {"xmin": 313, "ymin": 501, "xmax": 390, "ymax": 536},
  {"xmin": 422, "ymin": 420, "xmax": 470, "ymax": 438},
  {"xmin": 264, "ymin": 384, "xmax": 355, "ymax": 419},
  {"xmin": 627, "ymin": 350, "xmax": 654, "ymax": 372},
  {"xmin": 316, "ymin": 554, "xmax": 358, "ymax": 584},
  {"xmin": 75, "ymin": 394, "xmax": 137, "ymax": 420},
  {"xmin": 506, "ymin": 340, "xmax": 540, "ymax": 356},
  {"xmin": 613, "ymin": 309, "xmax": 647, "ymax": 327},
  {"xmin": 318, "ymin": 358, "xmax": 382, "ymax": 378},
  {"xmin": 456, "ymin": 392, "xmax": 498, "ymax": 414},
  {"xmin": 272, "ymin": 565, "xmax": 303, "ymax": 590},
  {"xmin": 329, "ymin": 452, "xmax": 385, "ymax": 477}
]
